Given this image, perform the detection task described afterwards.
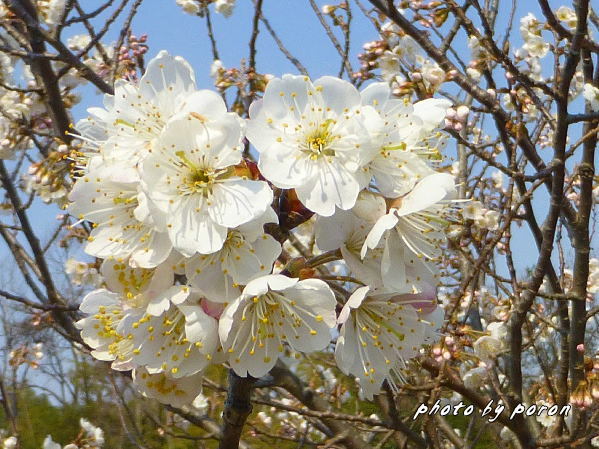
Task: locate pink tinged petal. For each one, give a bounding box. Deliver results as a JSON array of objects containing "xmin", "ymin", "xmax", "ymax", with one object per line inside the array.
[
  {"xmin": 389, "ymin": 285, "xmax": 437, "ymax": 314},
  {"xmin": 201, "ymin": 298, "xmax": 225, "ymax": 319},
  {"xmin": 208, "ymin": 179, "xmax": 272, "ymax": 228},
  {"xmin": 178, "ymin": 302, "xmax": 218, "ymax": 345},
  {"xmin": 395, "ymin": 173, "xmax": 456, "ymax": 217},
  {"xmin": 361, "ymin": 212, "xmax": 399, "ymax": 258},
  {"xmin": 295, "ymin": 159, "xmax": 361, "ymax": 217}
]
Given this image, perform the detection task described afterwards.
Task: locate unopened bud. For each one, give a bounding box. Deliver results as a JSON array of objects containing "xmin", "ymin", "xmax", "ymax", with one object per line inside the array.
[{"xmin": 456, "ymin": 105, "xmax": 470, "ymax": 121}]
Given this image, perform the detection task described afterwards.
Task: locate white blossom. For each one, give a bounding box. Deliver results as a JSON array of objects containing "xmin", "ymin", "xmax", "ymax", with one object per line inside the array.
[
  {"xmin": 246, "ymin": 74, "xmax": 383, "ymax": 216},
  {"xmin": 215, "ymin": 0, "xmax": 236, "ymax": 17},
  {"xmin": 141, "ymin": 112, "xmax": 272, "ymax": 256},
  {"xmin": 79, "ymin": 419, "xmax": 104, "ymax": 446},
  {"xmin": 133, "ymin": 367, "xmax": 204, "ymax": 407},
  {"xmin": 2, "ymin": 437, "xmax": 16, "ymax": 449},
  {"xmin": 68, "ymin": 166, "xmax": 173, "ymax": 268},
  {"xmin": 43, "ymin": 0, "xmax": 66, "ymax": 25},
  {"xmin": 76, "ymin": 289, "xmax": 134, "ymax": 370},
  {"xmin": 185, "ymin": 208, "xmax": 281, "ymax": 302},
  {"xmin": 359, "ymin": 82, "xmax": 450, "ymax": 197},
  {"xmin": 219, "ymin": 275, "xmax": 337, "ymax": 377},
  {"xmin": 555, "ymin": 6, "xmax": 577, "ymax": 29},
  {"xmin": 583, "ymin": 83, "xmax": 599, "ymax": 112},
  {"xmin": 361, "ymin": 173, "xmax": 457, "ymax": 293},
  {"xmin": 100, "ymin": 259, "xmax": 185, "ymax": 316},
  {"xmin": 76, "ymin": 50, "xmax": 199, "ymax": 169},
  {"xmin": 335, "ymin": 286, "xmax": 437, "ymax": 398},
  {"xmin": 42, "ymin": 436, "xmax": 61, "ymax": 449},
  {"xmin": 315, "ymin": 203, "xmax": 385, "ymax": 288},
  {"xmin": 65, "ymin": 258, "xmax": 103, "ymax": 287},
  {"xmin": 536, "ymin": 401, "xmax": 558, "ymax": 428},
  {"xmin": 463, "ymin": 366, "xmax": 488, "ymax": 389},
  {"xmin": 176, "ymin": 0, "xmax": 200, "ymax": 15},
  {"xmin": 473, "ymin": 336, "xmax": 503, "ymax": 361},
  {"xmin": 123, "ymin": 290, "xmax": 221, "ymax": 377}
]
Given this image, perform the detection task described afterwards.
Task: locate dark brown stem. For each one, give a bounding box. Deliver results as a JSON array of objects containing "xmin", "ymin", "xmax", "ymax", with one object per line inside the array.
[{"xmin": 218, "ymin": 370, "xmax": 256, "ymax": 449}]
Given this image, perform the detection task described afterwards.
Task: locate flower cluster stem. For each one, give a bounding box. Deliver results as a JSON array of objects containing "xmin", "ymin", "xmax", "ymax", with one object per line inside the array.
[{"xmin": 218, "ymin": 370, "xmax": 256, "ymax": 449}]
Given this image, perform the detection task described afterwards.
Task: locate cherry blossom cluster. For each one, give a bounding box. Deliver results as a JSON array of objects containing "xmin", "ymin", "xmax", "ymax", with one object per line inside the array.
[
  {"xmin": 176, "ymin": 0, "xmax": 236, "ymax": 17},
  {"xmin": 70, "ymin": 50, "xmax": 456, "ymax": 405}
]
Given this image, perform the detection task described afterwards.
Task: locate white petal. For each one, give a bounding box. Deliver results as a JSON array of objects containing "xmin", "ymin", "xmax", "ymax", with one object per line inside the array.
[
  {"xmin": 168, "ymin": 198, "xmax": 228, "ymax": 256},
  {"xmin": 396, "ymin": 173, "xmax": 456, "ymax": 216},
  {"xmin": 139, "ymin": 51, "xmax": 196, "ymax": 116},
  {"xmin": 412, "ymin": 98, "xmax": 452, "ymax": 133},
  {"xmin": 295, "ymin": 159, "xmax": 360, "ymax": 216},
  {"xmin": 381, "ymin": 232, "xmax": 407, "ymax": 292},
  {"xmin": 360, "ymin": 82, "xmax": 391, "ymax": 111},
  {"xmin": 361, "ymin": 212, "xmax": 399, "ymax": 258},
  {"xmin": 314, "ymin": 76, "xmax": 361, "ymax": 113},
  {"xmin": 208, "ymin": 179, "xmax": 273, "ymax": 228}
]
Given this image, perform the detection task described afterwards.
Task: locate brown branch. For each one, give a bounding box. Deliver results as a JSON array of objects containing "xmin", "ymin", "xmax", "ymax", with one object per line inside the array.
[{"xmin": 218, "ymin": 370, "xmax": 256, "ymax": 449}]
